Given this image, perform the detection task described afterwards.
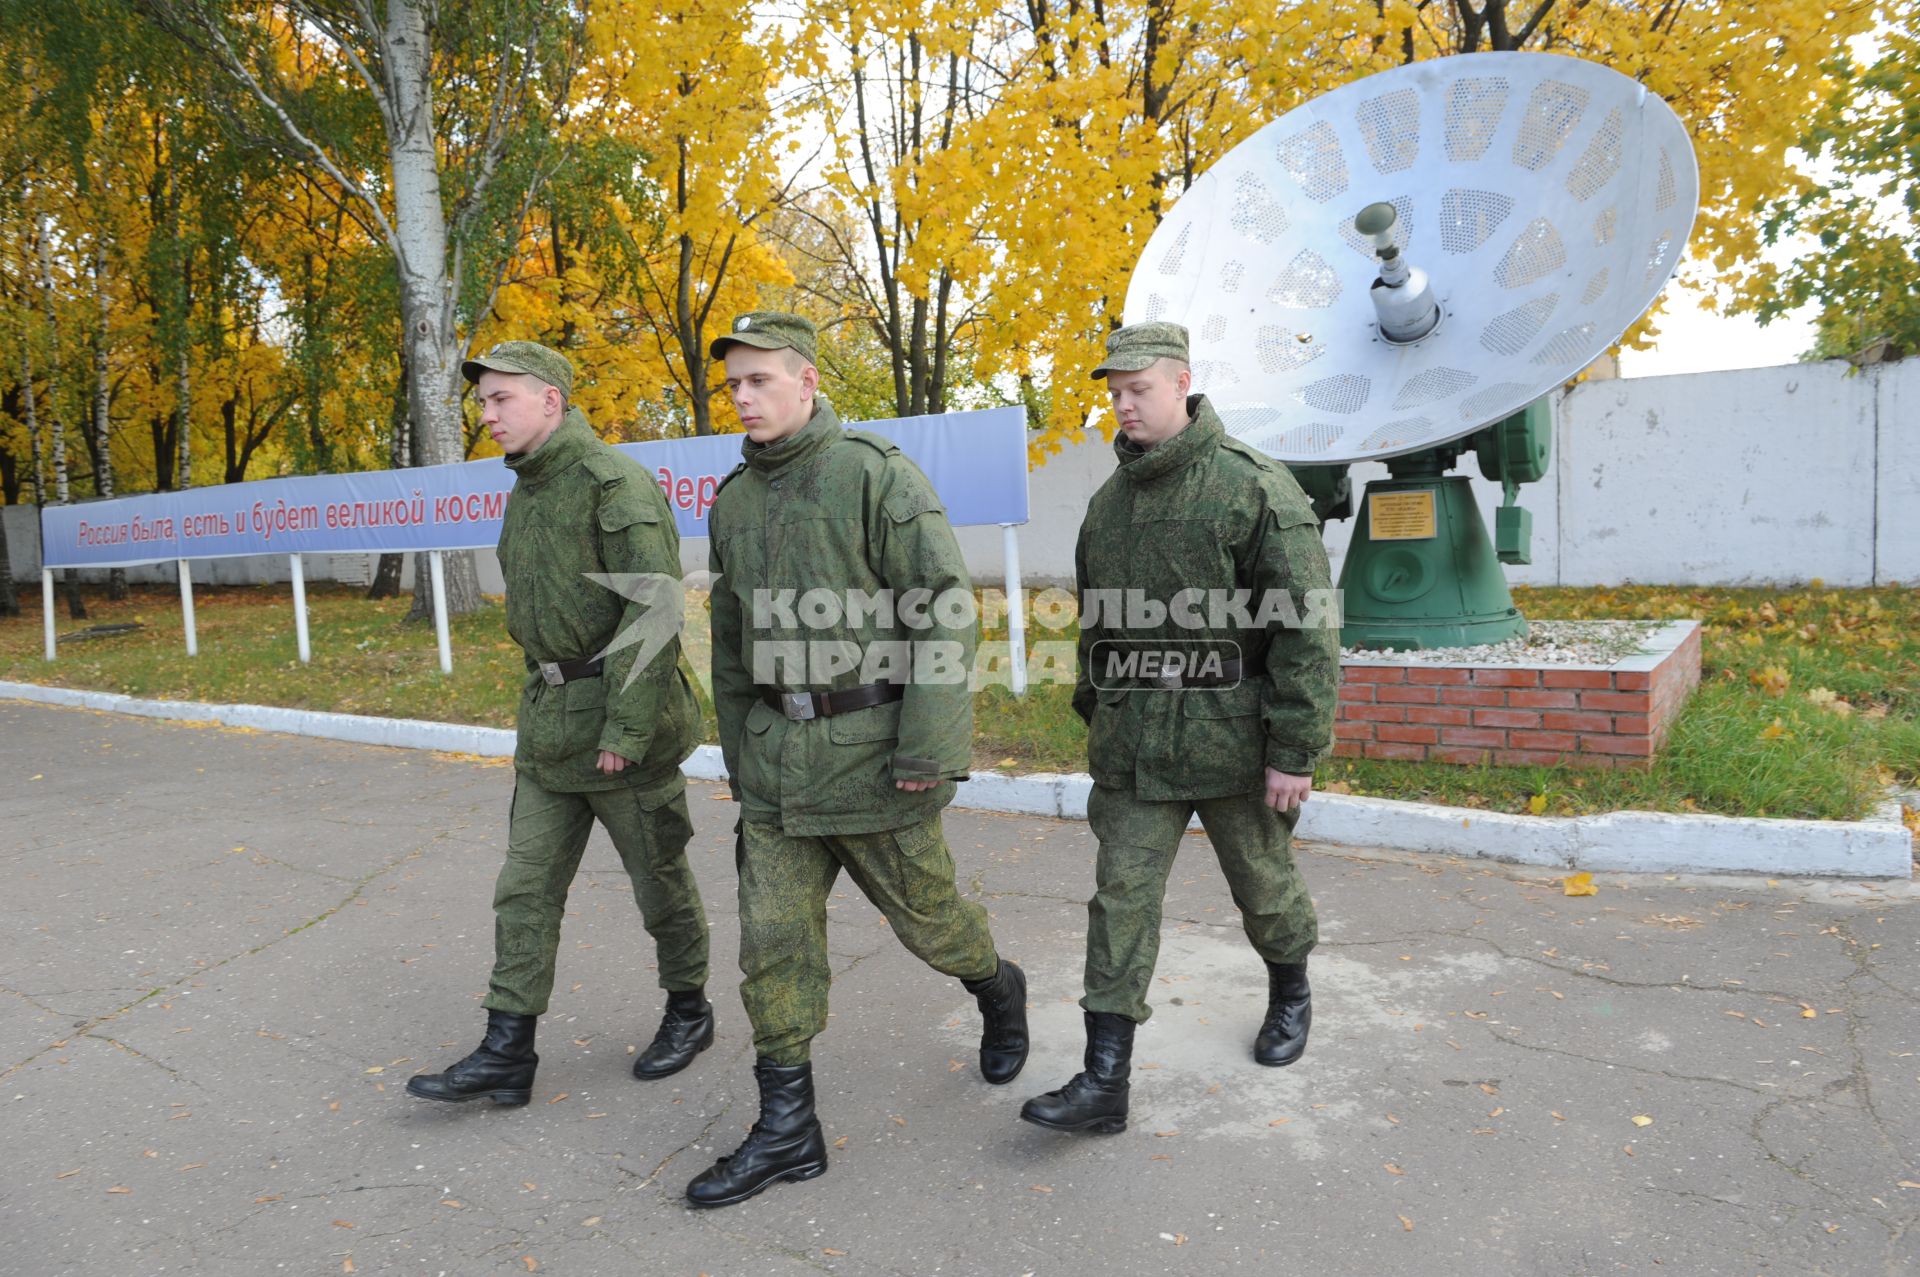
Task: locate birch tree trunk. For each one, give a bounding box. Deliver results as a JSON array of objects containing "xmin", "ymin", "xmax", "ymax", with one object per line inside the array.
[
  {"xmin": 36, "ymin": 212, "xmax": 85, "ymax": 621},
  {"xmin": 367, "ymin": 347, "xmax": 409, "ymax": 600},
  {"xmin": 92, "ymin": 242, "xmax": 126, "ymax": 600},
  {"xmin": 384, "ymin": 0, "xmax": 479, "ymax": 621}
]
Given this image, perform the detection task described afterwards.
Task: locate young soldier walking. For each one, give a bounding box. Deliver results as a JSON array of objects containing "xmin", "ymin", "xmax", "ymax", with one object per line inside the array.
[
  {"xmin": 408, "ymin": 342, "xmax": 715, "ymax": 1107},
  {"xmin": 691, "ymin": 311, "xmax": 1028, "ymax": 1207},
  {"xmin": 1021, "ymin": 321, "xmax": 1339, "ymax": 1135}
]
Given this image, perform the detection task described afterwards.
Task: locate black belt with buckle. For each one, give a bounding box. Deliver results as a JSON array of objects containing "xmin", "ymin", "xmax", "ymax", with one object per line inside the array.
[
  {"xmin": 759, "ymin": 681, "xmax": 906, "ymax": 722},
  {"xmin": 1149, "ymin": 655, "xmax": 1246, "ymax": 690},
  {"xmin": 538, "ymin": 654, "xmax": 605, "ymax": 687}
]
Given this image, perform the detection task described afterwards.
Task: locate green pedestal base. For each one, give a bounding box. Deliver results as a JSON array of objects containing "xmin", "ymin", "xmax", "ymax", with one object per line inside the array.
[{"xmin": 1338, "ymin": 473, "xmax": 1527, "ymax": 651}]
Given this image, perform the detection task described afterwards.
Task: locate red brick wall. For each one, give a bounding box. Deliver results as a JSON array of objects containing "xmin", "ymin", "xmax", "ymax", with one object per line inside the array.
[{"xmin": 1331, "ymin": 624, "xmax": 1702, "ymax": 769}]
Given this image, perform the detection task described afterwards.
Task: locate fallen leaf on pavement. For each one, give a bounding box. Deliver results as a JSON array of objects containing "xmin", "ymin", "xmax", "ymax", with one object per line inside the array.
[
  {"xmin": 547, "ymin": 1093, "xmax": 569, "ymax": 1104},
  {"xmin": 1561, "ymin": 872, "xmax": 1597, "ymax": 897},
  {"xmin": 106, "ymin": 1186, "xmax": 131, "ymax": 1194},
  {"xmin": 1384, "ymin": 1163, "xmax": 1405, "ymax": 1175},
  {"xmin": 1399, "ymin": 1216, "xmax": 1414, "ymax": 1232},
  {"xmin": 1631, "ymin": 1115, "xmax": 1653, "ymax": 1127}
]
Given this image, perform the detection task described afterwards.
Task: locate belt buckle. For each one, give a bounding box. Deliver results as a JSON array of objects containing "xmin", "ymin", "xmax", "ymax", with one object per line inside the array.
[
  {"xmin": 1152, "ymin": 669, "xmax": 1183, "ymax": 690},
  {"xmin": 782, "ymin": 692, "xmax": 817, "ymax": 722},
  {"xmin": 540, "ymin": 661, "xmax": 565, "ymax": 687}
]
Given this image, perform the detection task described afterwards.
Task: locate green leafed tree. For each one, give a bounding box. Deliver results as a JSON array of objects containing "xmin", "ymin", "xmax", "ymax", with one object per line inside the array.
[
  {"xmin": 132, "ymin": 0, "xmax": 593, "ymax": 617},
  {"xmin": 1748, "ymin": 9, "xmax": 1919, "ymax": 363}
]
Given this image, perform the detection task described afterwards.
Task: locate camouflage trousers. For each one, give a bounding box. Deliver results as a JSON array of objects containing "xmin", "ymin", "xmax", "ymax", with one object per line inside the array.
[
  {"xmin": 484, "ymin": 775, "xmax": 710, "ymax": 1017},
  {"xmin": 1082, "ymin": 784, "xmax": 1318, "ymax": 1023},
  {"xmin": 737, "ymin": 815, "xmax": 1001, "ymax": 1065}
]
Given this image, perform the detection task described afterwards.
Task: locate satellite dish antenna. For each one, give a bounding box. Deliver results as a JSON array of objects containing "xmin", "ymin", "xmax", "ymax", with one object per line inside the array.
[{"xmin": 1124, "ymin": 52, "xmax": 1699, "ymax": 649}]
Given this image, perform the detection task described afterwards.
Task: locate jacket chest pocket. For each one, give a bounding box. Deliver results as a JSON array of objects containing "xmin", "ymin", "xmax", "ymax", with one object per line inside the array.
[
  {"xmin": 765, "ymin": 514, "xmax": 865, "ymax": 586},
  {"xmin": 714, "ymin": 524, "xmax": 767, "ymax": 602}
]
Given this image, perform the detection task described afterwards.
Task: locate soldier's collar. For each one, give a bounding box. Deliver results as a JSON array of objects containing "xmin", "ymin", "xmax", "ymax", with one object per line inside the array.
[
  {"xmin": 742, "ymin": 395, "xmax": 840, "ymax": 478},
  {"xmin": 1116, "ymin": 394, "xmax": 1221, "ymax": 483},
  {"xmin": 504, "ymin": 407, "xmax": 594, "ymax": 484}
]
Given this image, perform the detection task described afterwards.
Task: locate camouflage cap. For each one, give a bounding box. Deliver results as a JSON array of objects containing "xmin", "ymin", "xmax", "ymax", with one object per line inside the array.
[
  {"xmin": 1090, "ymin": 321, "xmax": 1190, "ymax": 379},
  {"xmin": 462, "ymin": 341, "xmax": 575, "ymax": 397},
  {"xmin": 709, "ymin": 311, "xmax": 818, "ymax": 365}
]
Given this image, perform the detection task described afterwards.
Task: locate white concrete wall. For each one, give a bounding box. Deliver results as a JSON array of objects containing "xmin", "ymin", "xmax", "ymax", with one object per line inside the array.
[
  {"xmin": 5, "ymin": 358, "xmax": 1912, "ymax": 592},
  {"xmin": 1558, "ymin": 361, "xmax": 1885, "ymax": 586}
]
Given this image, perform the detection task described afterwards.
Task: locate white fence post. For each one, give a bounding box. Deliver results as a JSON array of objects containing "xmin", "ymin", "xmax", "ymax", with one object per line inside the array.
[
  {"xmin": 428, "ymin": 550, "xmax": 452, "ymax": 674},
  {"xmin": 1001, "ymin": 524, "xmax": 1027, "ymax": 697},
  {"xmin": 290, "ymin": 553, "xmax": 311, "ymax": 664},
  {"xmin": 178, "ymin": 560, "xmax": 198, "ymax": 657},
  {"xmin": 41, "ymin": 569, "xmax": 55, "ymax": 661}
]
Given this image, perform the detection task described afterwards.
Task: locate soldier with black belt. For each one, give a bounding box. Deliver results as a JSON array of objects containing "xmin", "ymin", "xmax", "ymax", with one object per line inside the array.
[
  {"xmin": 408, "ymin": 342, "xmax": 715, "ymax": 1107},
  {"xmin": 1021, "ymin": 321, "xmax": 1339, "ymax": 1135},
  {"xmin": 687, "ymin": 311, "xmax": 1028, "ymax": 1207}
]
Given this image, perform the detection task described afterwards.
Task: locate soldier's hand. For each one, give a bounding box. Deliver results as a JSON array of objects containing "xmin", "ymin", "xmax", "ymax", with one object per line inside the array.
[
  {"xmin": 894, "ymin": 778, "xmax": 937, "ymax": 792},
  {"xmin": 1264, "ymin": 767, "xmax": 1312, "ymax": 812},
  {"xmin": 596, "ymin": 749, "xmax": 631, "ymax": 775}
]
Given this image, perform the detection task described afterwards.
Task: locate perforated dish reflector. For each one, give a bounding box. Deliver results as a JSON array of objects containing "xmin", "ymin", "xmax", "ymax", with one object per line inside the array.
[{"xmin": 1124, "ymin": 53, "xmax": 1698, "ymax": 463}]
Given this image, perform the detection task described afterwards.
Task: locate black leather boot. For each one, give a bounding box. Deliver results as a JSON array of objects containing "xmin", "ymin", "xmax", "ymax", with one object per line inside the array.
[
  {"xmin": 405, "ymin": 1009, "xmax": 537, "ymax": 1105},
  {"xmin": 1018, "ymin": 1011, "xmax": 1134, "ymax": 1134},
  {"xmin": 633, "ymin": 988, "xmax": 715, "ymax": 1080},
  {"xmin": 1254, "ymin": 960, "xmax": 1311, "ymax": 1067},
  {"xmin": 686, "ymin": 1059, "xmax": 829, "ymax": 1208},
  {"xmin": 960, "ymin": 958, "xmax": 1030, "ymax": 1084}
]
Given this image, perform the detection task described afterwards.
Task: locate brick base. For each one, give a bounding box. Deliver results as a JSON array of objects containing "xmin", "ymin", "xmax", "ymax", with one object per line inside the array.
[{"xmin": 1332, "ymin": 621, "xmax": 1702, "ymax": 770}]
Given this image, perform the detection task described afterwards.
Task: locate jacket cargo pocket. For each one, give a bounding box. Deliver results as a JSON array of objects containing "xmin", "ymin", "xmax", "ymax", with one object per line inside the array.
[
  {"xmin": 1172, "ymin": 681, "xmax": 1264, "ymax": 795},
  {"xmin": 827, "ymin": 699, "xmax": 902, "ymax": 745},
  {"xmin": 1085, "ymin": 685, "xmax": 1139, "ymax": 788},
  {"xmin": 736, "ymin": 699, "xmax": 781, "ymax": 809}
]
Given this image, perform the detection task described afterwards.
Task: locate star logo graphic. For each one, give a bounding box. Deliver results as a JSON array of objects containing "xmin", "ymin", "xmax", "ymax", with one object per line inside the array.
[{"xmin": 581, "ymin": 572, "xmax": 687, "ymax": 691}]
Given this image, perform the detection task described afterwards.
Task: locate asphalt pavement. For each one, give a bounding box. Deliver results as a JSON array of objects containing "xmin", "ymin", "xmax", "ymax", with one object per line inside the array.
[{"xmin": 3, "ymin": 697, "xmax": 1916, "ymax": 1276}]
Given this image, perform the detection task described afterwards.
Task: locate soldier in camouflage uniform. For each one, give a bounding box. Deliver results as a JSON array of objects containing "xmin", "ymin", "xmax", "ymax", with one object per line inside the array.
[
  {"xmin": 408, "ymin": 342, "xmax": 715, "ymax": 1109},
  {"xmin": 685, "ymin": 311, "xmax": 1028, "ymax": 1208},
  {"xmin": 1021, "ymin": 321, "xmax": 1339, "ymax": 1135}
]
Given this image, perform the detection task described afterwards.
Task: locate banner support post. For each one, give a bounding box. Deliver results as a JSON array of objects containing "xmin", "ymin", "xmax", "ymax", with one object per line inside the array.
[
  {"xmin": 1001, "ymin": 524, "xmax": 1027, "ymax": 697},
  {"xmin": 41, "ymin": 569, "xmax": 55, "ymax": 661},
  {"xmin": 290, "ymin": 554, "xmax": 311, "ymax": 664},
  {"xmin": 428, "ymin": 550, "xmax": 452, "ymax": 674},
  {"xmin": 178, "ymin": 560, "xmax": 198, "ymax": 657}
]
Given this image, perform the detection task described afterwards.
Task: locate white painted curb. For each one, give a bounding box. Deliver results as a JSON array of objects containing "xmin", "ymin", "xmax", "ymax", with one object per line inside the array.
[{"xmin": 4, "ymin": 680, "xmax": 1910, "ymax": 879}]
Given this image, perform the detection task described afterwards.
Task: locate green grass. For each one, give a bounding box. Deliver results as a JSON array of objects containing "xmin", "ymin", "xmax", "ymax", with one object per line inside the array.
[{"xmin": 2, "ymin": 580, "xmax": 1914, "ymax": 823}]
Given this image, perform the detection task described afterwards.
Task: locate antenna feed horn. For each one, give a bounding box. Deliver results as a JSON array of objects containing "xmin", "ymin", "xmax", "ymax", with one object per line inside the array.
[{"xmin": 1357, "ymin": 202, "xmax": 1440, "ymax": 344}]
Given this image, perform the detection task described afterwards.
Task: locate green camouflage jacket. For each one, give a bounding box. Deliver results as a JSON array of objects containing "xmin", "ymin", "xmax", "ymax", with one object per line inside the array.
[
  {"xmin": 1075, "ymin": 394, "xmax": 1339, "ymax": 801},
  {"xmin": 499, "ymin": 407, "xmax": 699, "ymax": 794},
  {"xmin": 708, "ymin": 396, "xmax": 975, "ymax": 836}
]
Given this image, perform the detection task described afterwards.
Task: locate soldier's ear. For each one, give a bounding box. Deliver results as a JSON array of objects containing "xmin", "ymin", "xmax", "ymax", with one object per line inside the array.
[{"xmin": 799, "ymin": 362, "xmax": 819, "ymax": 399}]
